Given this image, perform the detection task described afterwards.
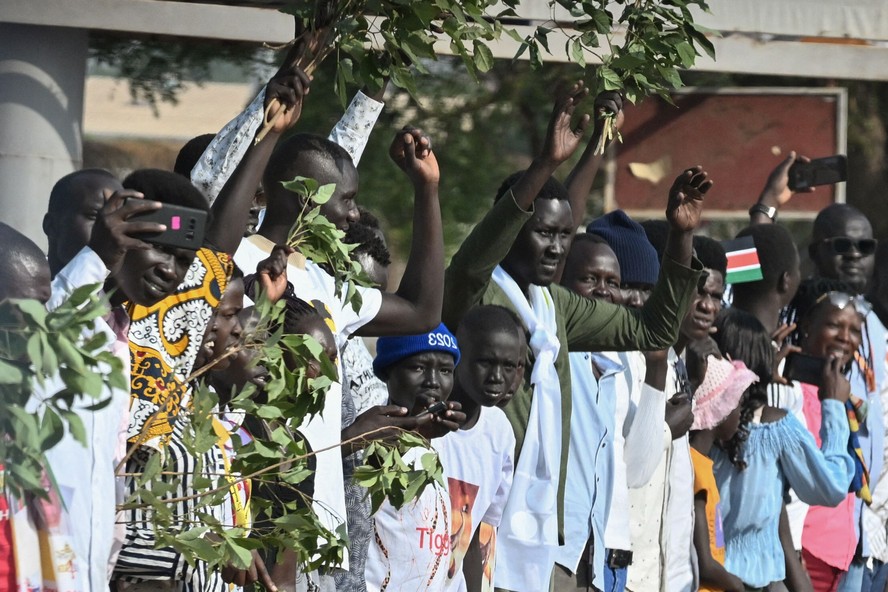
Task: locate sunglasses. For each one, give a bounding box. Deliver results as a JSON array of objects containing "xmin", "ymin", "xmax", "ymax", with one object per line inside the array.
[
  {"xmin": 819, "ymin": 237, "xmax": 878, "ymax": 256},
  {"xmin": 814, "ymin": 291, "xmax": 872, "ymax": 315}
]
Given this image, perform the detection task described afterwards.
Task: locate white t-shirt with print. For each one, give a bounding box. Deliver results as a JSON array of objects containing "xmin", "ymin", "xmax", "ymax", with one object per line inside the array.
[
  {"xmin": 366, "ymin": 446, "xmax": 452, "ymax": 592},
  {"xmin": 435, "ymin": 406, "xmax": 515, "ymax": 592},
  {"xmin": 235, "ymin": 234, "xmax": 383, "ymax": 558}
]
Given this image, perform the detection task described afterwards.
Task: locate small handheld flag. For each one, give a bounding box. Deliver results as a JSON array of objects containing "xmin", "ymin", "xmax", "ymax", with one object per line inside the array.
[{"xmin": 722, "ymin": 236, "xmax": 763, "ymax": 284}]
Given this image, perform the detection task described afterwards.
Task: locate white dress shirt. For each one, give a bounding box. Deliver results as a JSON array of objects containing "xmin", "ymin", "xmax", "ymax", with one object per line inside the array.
[
  {"xmin": 604, "ymin": 350, "xmax": 668, "ymax": 553},
  {"xmin": 40, "ymin": 247, "xmax": 131, "ymax": 591}
]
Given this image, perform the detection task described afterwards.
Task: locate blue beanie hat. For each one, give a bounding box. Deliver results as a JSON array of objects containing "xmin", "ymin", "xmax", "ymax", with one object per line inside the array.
[
  {"xmin": 587, "ymin": 210, "xmax": 660, "ymax": 285},
  {"xmin": 373, "ymin": 323, "xmax": 460, "ymax": 378}
]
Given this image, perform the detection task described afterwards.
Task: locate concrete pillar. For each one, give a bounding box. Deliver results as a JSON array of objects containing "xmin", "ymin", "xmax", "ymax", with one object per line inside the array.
[{"xmin": 0, "ymin": 23, "xmax": 87, "ymax": 250}]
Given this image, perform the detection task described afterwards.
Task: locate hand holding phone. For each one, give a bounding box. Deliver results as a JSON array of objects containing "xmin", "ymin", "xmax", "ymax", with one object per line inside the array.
[
  {"xmin": 788, "ymin": 155, "xmax": 847, "ymax": 191},
  {"xmin": 819, "ymin": 356, "xmax": 851, "ymax": 403},
  {"xmin": 125, "ymin": 198, "xmax": 208, "ymax": 250},
  {"xmin": 415, "ymin": 401, "xmax": 447, "ymax": 418},
  {"xmin": 89, "ymin": 190, "xmax": 166, "ymax": 272}
]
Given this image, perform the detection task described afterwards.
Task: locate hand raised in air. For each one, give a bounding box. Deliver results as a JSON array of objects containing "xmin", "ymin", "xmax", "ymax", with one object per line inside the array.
[
  {"xmin": 667, "ymin": 166, "xmax": 713, "ymax": 233},
  {"xmin": 389, "ymin": 126, "xmax": 439, "ymax": 188},
  {"xmin": 540, "ymin": 81, "xmax": 591, "ymax": 166}
]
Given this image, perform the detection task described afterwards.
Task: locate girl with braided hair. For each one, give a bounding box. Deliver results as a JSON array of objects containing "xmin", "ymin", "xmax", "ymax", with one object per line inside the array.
[{"xmin": 709, "ymin": 307, "xmax": 855, "ymax": 591}]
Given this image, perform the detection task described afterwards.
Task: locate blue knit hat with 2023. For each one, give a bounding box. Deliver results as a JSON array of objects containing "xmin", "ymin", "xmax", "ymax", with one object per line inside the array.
[
  {"xmin": 373, "ymin": 323, "xmax": 460, "ymax": 378},
  {"xmin": 587, "ymin": 209, "xmax": 660, "ymax": 285}
]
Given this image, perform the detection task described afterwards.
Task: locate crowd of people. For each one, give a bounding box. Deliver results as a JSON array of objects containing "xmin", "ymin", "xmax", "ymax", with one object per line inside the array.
[{"xmin": 2, "ymin": 51, "xmax": 888, "ymax": 592}]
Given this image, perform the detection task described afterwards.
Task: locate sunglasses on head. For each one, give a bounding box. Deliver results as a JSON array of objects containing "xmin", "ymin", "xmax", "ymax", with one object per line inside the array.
[
  {"xmin": 814, "ymin": 291, "xmax": 871, "ymax": 315},
  {"xmin": 820, "ymin": 237, "xmax": 878, "ymax": 256}
]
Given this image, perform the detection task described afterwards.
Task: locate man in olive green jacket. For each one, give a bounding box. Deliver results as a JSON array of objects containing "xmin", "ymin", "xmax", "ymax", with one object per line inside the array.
[{"xmin": 442, "ymin": 82, "xmax": 711, "ymax": 592}]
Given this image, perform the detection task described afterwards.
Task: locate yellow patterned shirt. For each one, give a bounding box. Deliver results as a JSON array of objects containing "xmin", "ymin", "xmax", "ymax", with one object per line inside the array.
[{"xmin": 125, "ymin": 248, "xmax": 233, "ymax": 448}]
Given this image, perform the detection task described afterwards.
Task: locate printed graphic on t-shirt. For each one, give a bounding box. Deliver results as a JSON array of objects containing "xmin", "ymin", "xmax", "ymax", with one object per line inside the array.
[
  {"xmin": 367, "ymin": 455, "xmax": 450, "ymax": 592},
  {"xmin": 447, "ymin": 478, "xmax": 480, "ymax": 580},
  {"xmin": 478, "ymin": 522, "xmax": 497, "ymax": 592}
]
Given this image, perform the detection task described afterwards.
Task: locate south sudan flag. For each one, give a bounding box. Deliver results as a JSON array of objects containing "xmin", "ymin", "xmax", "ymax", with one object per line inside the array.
[{"xmin": 722, "ymin": 236, "xmax": 763, "ymax": 284}]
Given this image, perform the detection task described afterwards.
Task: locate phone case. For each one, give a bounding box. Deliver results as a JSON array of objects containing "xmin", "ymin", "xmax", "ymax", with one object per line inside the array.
[
  {"xmin": 788, "ymin": 155, "xmax": 848, "ymax": 191},
  {"xmin": 128, "ymin": 201, "xmax": 208, "ymax": 250},
  {"xmin": 783, "ymin": 353, "xmax": 826, "ymax": 386}
]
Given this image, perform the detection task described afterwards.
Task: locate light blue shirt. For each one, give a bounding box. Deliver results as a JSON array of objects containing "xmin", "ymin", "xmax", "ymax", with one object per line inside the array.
[
  {"xmin": 712, "ymin": 399, "xmax": 854, "ymax": 587},
  {"xmin": 556, "ymin": 352, "xmax": 625, "ymax": 587}
]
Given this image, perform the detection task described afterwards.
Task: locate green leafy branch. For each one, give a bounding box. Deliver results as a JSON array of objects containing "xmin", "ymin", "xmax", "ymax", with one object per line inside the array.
[
  {"xmin": 118, "ymin": 290, "xmax": 346, "ymax": 573},
  {"xmin": 518, "ymin": 0, "xmax": 716, "ymax": 103},
  {"xmin": 0, "ymin": 284, "xmax": 125, "ymax": 500},
  {"xmin": 282, "ymin": 175, "xmax": 372, "ymax": 313},
  {"xmin": 120, "ymin": 282, "xmax": 438, "ymax": 574},
  {"xmin": 353, "ymin": 432, "xmax": 445, "ymax": 514}
]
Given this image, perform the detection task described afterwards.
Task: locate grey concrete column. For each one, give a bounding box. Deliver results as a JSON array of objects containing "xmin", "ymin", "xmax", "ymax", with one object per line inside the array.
[{"xmin": 0, "ymin": 23, "xmax": 87, "ymax": 250}]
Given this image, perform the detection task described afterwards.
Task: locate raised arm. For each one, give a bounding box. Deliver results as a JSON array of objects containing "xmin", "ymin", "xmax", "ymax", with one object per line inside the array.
[
  {"xmin": 327, "ymin": 88, "xmax": 384, "ymax": 165},
  {"xmin": 781, "ymin": 393, "xmax": 853, "ymax": 507},
  {"xmin": 563, "ymin": 91, "xmax": 624, "ymax": 230},
  {"xmin": 205, "ymin": 66, "xmax": 310, "ymax": 254},
  {"xmin": 190, "ymin": 72, "xmax": 380, "ymax": 206},
  {"xmin": 663, "ymin": 165, "xmax": 711, "ymax": 267},
  {"xmin": 748, "ymin": 151, "xmax": 813, "ymax": 224},
  {"xmin": 560, "ymin": 167, "xmax": 708, "ymax": 352},
  {"xmin": 509, "ymin": 81, "xmax": 591, "ymax": 212},
  {"xmin": 357, "ymin": 128, "xmax": 443, "ymax": 335},
  {"xmin": 442, "ymin": 82, "xmax": 590, "ymax": 327}
]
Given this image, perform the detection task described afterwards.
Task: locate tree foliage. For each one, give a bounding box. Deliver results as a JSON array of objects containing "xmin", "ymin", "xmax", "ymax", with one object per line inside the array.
[
  {"xmin": 90, "ymin": 35, "xmax": 262, "ymax": 115},
  {"xmin": 274, "ymin": 0, "xmax": 713, "ymax": 98},
  {"xmin": 257, "ymin": 0, "xmax": 714, "ymax": 137}
]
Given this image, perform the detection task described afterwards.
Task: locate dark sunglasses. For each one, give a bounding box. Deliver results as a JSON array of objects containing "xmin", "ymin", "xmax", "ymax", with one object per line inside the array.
[{"xmin": 820, "ymin": 237, "xmax": 878, "ymax": 256}]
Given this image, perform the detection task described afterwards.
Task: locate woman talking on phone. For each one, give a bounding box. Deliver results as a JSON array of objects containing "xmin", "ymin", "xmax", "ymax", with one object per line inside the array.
[{"xmin": 782, "ymin": 279, "xmax": 870, "ymax": 592}]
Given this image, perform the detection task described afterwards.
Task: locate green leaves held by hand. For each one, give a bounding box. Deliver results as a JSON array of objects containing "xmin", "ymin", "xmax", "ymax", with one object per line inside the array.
[
  {"xmin": 281, "ymin": 176, "xmax": 336, "ymax": 205},
  {"xmin": 354, "ymin": 432, "xmax": 444, "ymax": 514},
  {"xmin": 283, "ymin": 175, "xmax": 371, "ymax": 313}
]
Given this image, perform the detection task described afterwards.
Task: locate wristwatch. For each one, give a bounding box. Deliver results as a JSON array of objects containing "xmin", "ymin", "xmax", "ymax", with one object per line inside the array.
[{"xmin": 749, "ymin": 203, "xmax": 778, "ymax": 220}]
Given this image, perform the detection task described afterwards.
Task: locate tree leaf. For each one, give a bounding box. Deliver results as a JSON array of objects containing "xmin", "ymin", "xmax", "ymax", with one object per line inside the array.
[
  {"xmin": 570, "ymin": 38, "xmax": 586, "ymax": 67},
  {"xmin": 0, "ymin": 359, "xmax": 25, "ymax": 385},
  {"xmin": 281, "ymin": 176, "xmax": 318, "ymax": 197},
  {"xmin": 39, "ymin": 407, "xmax": 64, "ymax": 451},
  {"xmin": 60, "ymin": 410, "xmax": 86, "ymax": 446},
  {"xmin": 675, "ymin": 41, "xmax": 697, "ymax": 67},
  {"xmin": 598, "ymin": 67, "xmax": 623, "ymax": 91},
  {"xmin": 26, "ymin": 334, "xmax": 42, "ymax": 375},
  {"xmin": 472, "ymin": 41, "xmax": 494, "ymax": 73}
]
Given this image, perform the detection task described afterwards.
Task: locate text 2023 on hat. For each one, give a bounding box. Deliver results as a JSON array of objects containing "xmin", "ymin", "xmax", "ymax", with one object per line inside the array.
[{"xmin": 373, "ymin": 323, "xmax": 460, "ymax": 378}]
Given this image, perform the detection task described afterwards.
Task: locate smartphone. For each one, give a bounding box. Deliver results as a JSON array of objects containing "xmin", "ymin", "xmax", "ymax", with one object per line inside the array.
[
  {"xmin": 126, "ymin": 200, "xmax": 208, "ymax": 250},
  {"xmin": 783, "ymin": 352, "xmax": 826, "ymax": 386},
  {"xmin": 788, "ymin": 155, "xmax": 848, "ymax": 191},
  {"xmin": 415, "ymin": 401, "xmax": 447, "ymax": 418}
]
